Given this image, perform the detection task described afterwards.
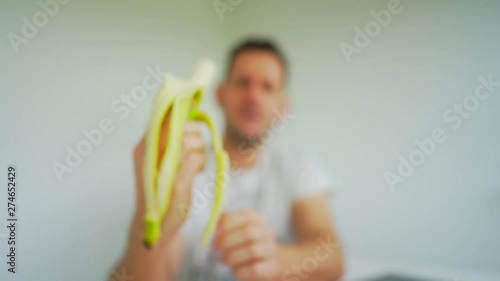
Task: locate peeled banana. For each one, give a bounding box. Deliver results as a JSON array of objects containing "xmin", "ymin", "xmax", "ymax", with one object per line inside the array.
[{"xmin": 142, "ymin": 59, "xmax": 228, "ymax": 248}]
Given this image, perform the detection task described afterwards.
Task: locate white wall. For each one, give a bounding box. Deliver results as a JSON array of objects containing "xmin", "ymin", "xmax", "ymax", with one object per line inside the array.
[
  {"xmin": 224, "ymin": 0, "xmax": 500, "ymax": 277},
  {"xmin": 0, "ymin": 0, "xmax": 499, "ymax": 280},
  {"xmin": 1, "ymin": 1, "xmax": 228, "ymax": 280}
]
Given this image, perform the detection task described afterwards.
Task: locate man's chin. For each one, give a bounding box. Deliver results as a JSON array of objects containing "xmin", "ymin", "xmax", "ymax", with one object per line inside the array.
[
  {"xmin": 228, "ymin": 125, "xmax": 264, "ymax": 144},
  {"xmin": 239, "ymin": 131, "xmax": 262, "ymax": 143},
  {"xmin": 241, "ymin": 125, "xmax": 267, "ymax": 139}
]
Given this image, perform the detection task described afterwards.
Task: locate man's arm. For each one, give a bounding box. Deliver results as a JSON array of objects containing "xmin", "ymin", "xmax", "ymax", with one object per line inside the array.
[
  {"xmin": 108, "ymin": 121, "xmax": 206, "ymax": 281},
  {"xmin": 215, "ymin": 194, "xmax": 343, "ymax": 281},
  {"xmin": 108, "ymin": 218, "xmax": 183, "ymax": 281},
  {"xmin": 278, "ymin": 194, "xmax": 344, "ymax": 281}
]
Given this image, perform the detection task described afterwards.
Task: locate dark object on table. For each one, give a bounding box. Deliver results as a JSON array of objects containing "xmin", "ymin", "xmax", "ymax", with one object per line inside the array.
[{"xmin": 359, "ymin": 273, "xmax": 440, "ymax": 281}]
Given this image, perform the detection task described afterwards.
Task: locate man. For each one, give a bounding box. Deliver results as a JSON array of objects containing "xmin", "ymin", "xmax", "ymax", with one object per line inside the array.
[{"xmin": 110, "ymin": 39, "xmax": 344, "ymax": 281}]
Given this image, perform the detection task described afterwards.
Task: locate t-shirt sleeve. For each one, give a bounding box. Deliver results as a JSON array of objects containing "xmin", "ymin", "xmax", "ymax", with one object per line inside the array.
[{"xmin": 286, "ymin": 149, "xmax": 337, "ymax": 200}]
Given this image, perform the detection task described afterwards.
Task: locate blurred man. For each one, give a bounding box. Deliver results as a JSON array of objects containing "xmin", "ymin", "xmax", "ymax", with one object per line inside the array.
[{"xmin": 110, "ymin": 39, "xmax": 343, "ymax": 281}]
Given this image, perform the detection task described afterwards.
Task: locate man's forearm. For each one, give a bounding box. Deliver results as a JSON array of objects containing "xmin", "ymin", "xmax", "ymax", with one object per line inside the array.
[
  {"xmin": 112, "ymin": 240, "xmax": 174, "ymax": 281},
  {"xmin": 108, "ymin": 219, "xmax": 184, "ymax": 281},
  {"xmin": 277, "ymin": 235, "xmax": 343, "ymax": 281}
]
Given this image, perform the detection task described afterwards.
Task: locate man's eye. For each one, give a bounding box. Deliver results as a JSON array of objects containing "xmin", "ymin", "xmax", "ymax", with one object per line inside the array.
[
  {"xmin": 236, "ymin": 79, "xmax": 249, "ymax": 89},
  {"xmin": 263, "ymin": 83, "xmax": 273, "ymax": 94}
]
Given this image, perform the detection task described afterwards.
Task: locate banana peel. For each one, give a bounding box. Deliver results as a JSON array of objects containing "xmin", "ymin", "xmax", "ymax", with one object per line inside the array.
[{"xmin": 142, "ymin": 59, "xmax": 228, "ymax": 248}]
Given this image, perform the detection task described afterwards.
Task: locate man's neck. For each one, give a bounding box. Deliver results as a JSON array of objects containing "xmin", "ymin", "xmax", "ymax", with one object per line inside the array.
[{"xmin": 223, "ymin": 132, "xmax": 262, "ymax": 169}]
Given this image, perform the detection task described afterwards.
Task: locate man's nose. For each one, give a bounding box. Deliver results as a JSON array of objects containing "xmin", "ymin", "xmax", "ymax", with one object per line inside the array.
[{"xmin": 245, "ymin": 84, "xmax": 263, "ymax": 104}]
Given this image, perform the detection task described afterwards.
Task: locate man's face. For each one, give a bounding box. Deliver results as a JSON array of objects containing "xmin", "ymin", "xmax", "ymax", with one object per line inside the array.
[{"xmin": 217, "ymin": 50, "xmax": 287, "ymax": 143}]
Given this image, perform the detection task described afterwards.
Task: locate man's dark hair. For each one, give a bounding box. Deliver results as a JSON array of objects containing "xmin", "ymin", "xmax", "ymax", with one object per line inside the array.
[{"xmin": 225, "ymin": 38, "xmax": 288, "ymax": 84}]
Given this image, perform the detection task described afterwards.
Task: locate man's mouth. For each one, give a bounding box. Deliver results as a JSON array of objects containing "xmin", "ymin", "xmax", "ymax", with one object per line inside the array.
[{"xmin": 241, "ymin": 107, "xmax": 262, "ymax": 121}]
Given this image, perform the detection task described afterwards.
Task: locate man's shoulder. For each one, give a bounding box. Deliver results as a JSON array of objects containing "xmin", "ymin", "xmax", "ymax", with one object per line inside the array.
[{"xmin": 265, "ymin": 143, "xmax": 336, "ymax": 198}]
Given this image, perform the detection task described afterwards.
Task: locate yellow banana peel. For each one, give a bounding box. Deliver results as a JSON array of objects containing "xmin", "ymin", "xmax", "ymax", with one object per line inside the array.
[{"xmin": 143, "ymin": 59, "xmax": 228, "ymax": 248}]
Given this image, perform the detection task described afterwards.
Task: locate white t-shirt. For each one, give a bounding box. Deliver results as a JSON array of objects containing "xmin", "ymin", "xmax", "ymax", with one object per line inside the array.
[{"xmin": 177, "ymin": 143, "xmax": 335, "ymax": 281}]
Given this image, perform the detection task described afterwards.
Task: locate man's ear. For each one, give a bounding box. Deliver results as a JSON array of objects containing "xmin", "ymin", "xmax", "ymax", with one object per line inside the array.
[{"xmin": 216, "ymin": 84, "xmax": 224, "ymax": 108}]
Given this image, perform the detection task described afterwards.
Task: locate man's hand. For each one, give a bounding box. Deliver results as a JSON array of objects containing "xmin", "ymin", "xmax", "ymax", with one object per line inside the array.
[
  {"xmin": 215, "ymin": 209, "xmax": 280, "ymax": 281},
  {"xmin": 132, "ymin": 120, "xmax": 206, "ymax": 248},
  {"xmin": 108, "ymin": 119, "xmax": 206, "ymax": 281}
]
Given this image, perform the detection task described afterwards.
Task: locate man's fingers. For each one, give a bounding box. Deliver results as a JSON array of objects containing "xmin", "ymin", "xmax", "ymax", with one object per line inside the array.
[
  {"xmin": 215, "ymin": 221, "xmax": 274, "ymax": 251},
  {"xmin": 163, "ymin": 154, "xmax": 200, "ymax": 234},
  {"xmin": 134, "ymin": 136, "xmax": 146, "ymax": 159},
  {"xmin": 161, "ymin": 153, "xmax": 201, "ymax": 235},
  {"xmin": 222, "ymin": 239, "xmax": 277, "ymax": 267},
  {"xmin": 137, "ymin": 116, "xmax": 206, "ymax": 239},
  {"xmin": 183, "ymin": 121, "xmax": 201, "ymax": 136},
  {"xmin": 233, "ymin": 259, "xmax": 279, "ymax": 281},
  {"xmin": 181, "ymin": 134, "xmax": 205, "ymax": 162},
  {"xmin": 133, "ymin": 137, "xmax": 146, "ymax": 217},
  {"xmin": 181, "ymin": 121, "xmax": 206, "ymax": 173},
  {"xmin": 179, "ymin": 152, "xmax": 206, "ymax": 180},
  {"xmin": 217, "ymin": 210, "xmax": 266, "ymax": 235}
]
